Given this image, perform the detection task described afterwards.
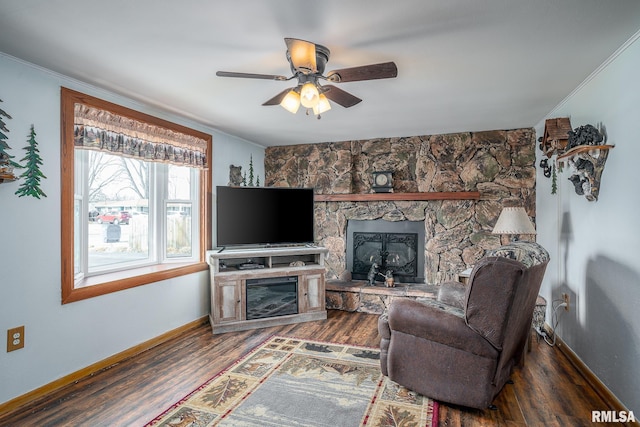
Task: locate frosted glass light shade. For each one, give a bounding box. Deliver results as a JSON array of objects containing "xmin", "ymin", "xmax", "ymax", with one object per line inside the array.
[
  {"xmin": 300, "ymin": 82, "xmax": 320, "ymax": 108},
  {"xmin": 492, "ymin": 207, "xmax": 536, "ymax": 235},
  {"xmin": 287, "ymin": 39, "xmax": 317, "ymax": 73},
  {"xmin": 312, "ymin": 94, "xmax": 331, "ymax": 115},
  {"xmin": 280, "ymin": 90, "xmax": 301, "ymax": 114}
]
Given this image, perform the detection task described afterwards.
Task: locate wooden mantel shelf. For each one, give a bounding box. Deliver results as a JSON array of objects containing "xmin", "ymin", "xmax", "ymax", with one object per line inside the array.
[{"xmin": 314, "ymin": 191, "xmax": 481, "ymax": 202}]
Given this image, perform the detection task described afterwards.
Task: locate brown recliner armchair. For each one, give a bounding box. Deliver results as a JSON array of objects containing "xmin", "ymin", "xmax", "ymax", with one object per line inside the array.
[{"xmin": 378, "ymin": 241, "xmax": 549, "ymax": 409}]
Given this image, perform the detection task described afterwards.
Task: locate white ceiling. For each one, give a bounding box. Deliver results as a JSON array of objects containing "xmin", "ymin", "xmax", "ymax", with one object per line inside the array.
[{"xmin": 1, "ymin": 0, "xmax": 639, "ymax": 147}]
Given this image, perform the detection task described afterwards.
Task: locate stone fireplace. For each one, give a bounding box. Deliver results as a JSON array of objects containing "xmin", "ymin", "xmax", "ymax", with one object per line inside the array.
[
  {"xmin": 347, "ymin": 219, "xmax": 425, "ymax": 283},
  {"xmin": 264, "ymin": 129, "xmax": 537, "ymax": 285}
]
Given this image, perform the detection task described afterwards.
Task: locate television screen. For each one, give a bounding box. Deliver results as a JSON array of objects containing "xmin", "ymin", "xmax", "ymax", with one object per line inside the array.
[{"xmin": 216, "ymin": 186, "xmax": 315, "ymax": 247}]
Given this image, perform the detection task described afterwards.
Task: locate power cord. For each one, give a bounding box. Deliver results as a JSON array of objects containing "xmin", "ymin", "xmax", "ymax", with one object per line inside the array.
[{"xmin": 535, "ymin": 298, "xmax": 567, "ymax": 346}]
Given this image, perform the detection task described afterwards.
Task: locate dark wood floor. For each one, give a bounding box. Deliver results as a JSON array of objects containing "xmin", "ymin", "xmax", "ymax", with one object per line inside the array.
[{"xmin": 0, "ymin": 310, "xmax": 611, "ymax": 427}]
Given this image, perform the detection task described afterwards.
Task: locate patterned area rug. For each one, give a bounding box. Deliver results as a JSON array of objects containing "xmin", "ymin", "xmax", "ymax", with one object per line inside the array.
[{"xmin": 146, "ymin": 336, "xmax": 438, "ymax": 426}]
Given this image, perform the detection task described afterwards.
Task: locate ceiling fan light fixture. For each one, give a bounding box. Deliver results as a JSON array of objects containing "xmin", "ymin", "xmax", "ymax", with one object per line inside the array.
[
  {"xmin": 279, "ymin": 89, "xmax": 301, "ymax": 114},
  {"xmin": 313, "ymin": 93, "xmax": 331, "ymax": 115},
  {"xmin": 218, "ymin": 38, "xmax": 398, "ymax": 116},
  {"xmin": 286, "ymin": 38, "xmax": 318, "ymax": 73},
  {"xmin": 300, "ymin": 82, "xmax": 320, "ymax": 108}
]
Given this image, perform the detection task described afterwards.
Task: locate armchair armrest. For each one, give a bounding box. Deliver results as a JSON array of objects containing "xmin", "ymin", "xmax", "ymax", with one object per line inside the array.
[
  {"xmin": 388, "ymin": 298, "xmax": 497, "ymax": 358},
  {"xmin": 378, "ymin": 312, "xmax": 391, "ymax": 340}
]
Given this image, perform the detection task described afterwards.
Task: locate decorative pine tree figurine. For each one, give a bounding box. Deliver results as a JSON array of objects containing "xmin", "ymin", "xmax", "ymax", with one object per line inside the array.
[
  {"xmin": 248, "ymin": 154, "xmax": 255, "ymax": 186},
  {"xmin": 0, "ymin": 99, "xmax": 19, "ymax": 182},
  {"xmin": 256, "ymin": 175, "xmax": 260, "ymax": 187},
  {"xmin": 15, "ymin": 125, "xmax": 47, "ymax": 198}
]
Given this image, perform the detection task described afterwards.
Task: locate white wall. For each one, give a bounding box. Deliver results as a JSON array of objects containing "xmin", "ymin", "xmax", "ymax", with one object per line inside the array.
[
  {"xmin": 0, "ymin": 53, "xmax": 264, "ymax": 404},
  {"xmin": 535, "ymin": 32, "xmax": 640, "ymax": 413}
]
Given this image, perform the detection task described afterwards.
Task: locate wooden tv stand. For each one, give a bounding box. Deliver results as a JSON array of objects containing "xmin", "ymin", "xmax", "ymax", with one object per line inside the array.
[{"xmin": 206, "ymin": 246, "xmax": 328, "ymax": 334}]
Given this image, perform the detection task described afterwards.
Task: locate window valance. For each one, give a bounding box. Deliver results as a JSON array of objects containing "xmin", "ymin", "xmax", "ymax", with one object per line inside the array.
[{"xmin": 73, "ymin": 104, "xmax": 208, "ymax": 168}]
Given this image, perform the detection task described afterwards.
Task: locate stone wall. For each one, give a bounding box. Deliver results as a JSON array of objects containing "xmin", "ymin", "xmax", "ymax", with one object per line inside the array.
[{"xmin": 264, "ymin": 129, "xmax": 536, "ymax": 284}]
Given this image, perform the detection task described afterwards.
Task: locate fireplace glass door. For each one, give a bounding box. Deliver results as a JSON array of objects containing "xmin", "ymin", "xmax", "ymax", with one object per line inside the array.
[
  {"xmin": 352, "ymin": 232, "xmax": 418, "ymax": 283},
  {"xmin": 246, "ymin": 276, "xmax": 298, "ymax": 320}
]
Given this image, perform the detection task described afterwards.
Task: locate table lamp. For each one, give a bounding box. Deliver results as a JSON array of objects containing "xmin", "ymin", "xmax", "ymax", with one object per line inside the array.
[{"xmin": 492, "ymin": 207, "xmax": 536, "ymax": 241}]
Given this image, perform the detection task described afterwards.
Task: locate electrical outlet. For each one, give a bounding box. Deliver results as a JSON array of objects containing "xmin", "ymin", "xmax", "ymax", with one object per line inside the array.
[
  {"xmin": 562, "ymin": 293, "xmax": 570, "ymax": 311},
  {"xmin": 7, "ymin": 326, "xmax": 25, "ymax": 352}
]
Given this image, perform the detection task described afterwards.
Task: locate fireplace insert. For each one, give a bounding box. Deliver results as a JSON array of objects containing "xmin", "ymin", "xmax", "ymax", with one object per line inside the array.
[
  {"xmin": 246, "ymin": 276, "xmax": 298, "ymax": 320},
  {"xmin": 347, "ymin": 220, "xmax": 425, "ymax": 283}
]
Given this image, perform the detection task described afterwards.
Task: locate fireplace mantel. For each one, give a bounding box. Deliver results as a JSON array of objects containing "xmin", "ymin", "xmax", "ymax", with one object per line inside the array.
[{"xmin": 314, "ymin": 191, "xmax": 481, "ymax": 202}]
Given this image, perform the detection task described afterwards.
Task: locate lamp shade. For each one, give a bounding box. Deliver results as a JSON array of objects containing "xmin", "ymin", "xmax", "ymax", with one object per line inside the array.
[
  {"xmin": 312, "ymin": 93, "xmax": 331, "ymax": 115},
  {"xmin": 300, "ymin": 82, "xmax": 320, "ymax": 108},
  {"xmin": 492, "ymin": 207, "xmax": 536, "ymax": 235},
  {"xmin": 280, "ymin": 90, "xmax": 301, "ymax": 114},
  {"xmin": 286, "ymin": 38, "xmax": 317, "ymax": 73}
]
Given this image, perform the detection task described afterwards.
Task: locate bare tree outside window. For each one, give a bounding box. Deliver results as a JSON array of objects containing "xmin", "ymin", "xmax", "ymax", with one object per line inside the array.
[
  {"xmin": 120, "ymin": 157, "xmax": 149, "ymax": 200},
  {"xmin": 87, "ymin": 151, "xmax": 120, "ymax": 202},
  {"xmin": 85, "ymin": 152, "xmax": 150, "ymax": 270}
]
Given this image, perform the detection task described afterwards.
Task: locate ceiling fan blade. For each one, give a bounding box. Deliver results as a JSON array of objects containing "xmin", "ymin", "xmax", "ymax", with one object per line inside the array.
[
  {"xmin": 326, "ymin": 62, "xmax": 398, "ymax": 83},
  {"xmin": 285, "ymin": 38, "xmax": 317, "ymax": 74},
  {"xmin": 216, "ymin": 71, "xmax": 288, "ymax": 81},
  {"xmin": 322, "ymin": 85, "xmax": 362, "ymax": 108},
  {"xmin": 262, "ymin": 88, "xmax": 295, "ymax": 106}
]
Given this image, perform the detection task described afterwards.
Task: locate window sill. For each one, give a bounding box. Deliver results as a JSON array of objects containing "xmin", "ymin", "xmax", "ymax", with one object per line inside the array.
[{"xmin": 62, "ymin": 262, "xmax": 208, "ymax": 304}]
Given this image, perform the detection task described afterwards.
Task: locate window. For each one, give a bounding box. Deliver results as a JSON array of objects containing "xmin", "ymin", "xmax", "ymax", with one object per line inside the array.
[{"xmin": 61, "ymin": 88, "xmax": 211, "ymax": 303}]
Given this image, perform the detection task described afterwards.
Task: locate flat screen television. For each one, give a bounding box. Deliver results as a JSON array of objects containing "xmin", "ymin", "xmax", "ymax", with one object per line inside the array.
[{"xmin": 215, "ymin": 186, "xmax": 315, "ymax": 248}]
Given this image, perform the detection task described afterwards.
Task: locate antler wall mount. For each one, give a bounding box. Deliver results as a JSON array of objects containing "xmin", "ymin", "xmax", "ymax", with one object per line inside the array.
[{"xmin": 216, "ymin": 38, "xmax": 398, "ymax": 119}]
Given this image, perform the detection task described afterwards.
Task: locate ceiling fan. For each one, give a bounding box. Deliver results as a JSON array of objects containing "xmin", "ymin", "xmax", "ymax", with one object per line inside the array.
[{"xmin": 216, "ymin": 38, "xmax": 398, "ymax": 118}]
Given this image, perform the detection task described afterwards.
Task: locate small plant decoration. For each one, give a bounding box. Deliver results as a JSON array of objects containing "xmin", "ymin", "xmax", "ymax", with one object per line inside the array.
[
  {"xmin": 247, "ymin": 154, "xmax": 255, "ymax": 186},
  {"xmin": 15, "ymin": 124, "xmax": 47, "ymax": 198},
  {"xmin": 232, "ymin": 155, "xmax": 259, "ymax": 187},
  {"xmin": 0, "ymin": 98, "xmax": 20, "ymax": 182}
]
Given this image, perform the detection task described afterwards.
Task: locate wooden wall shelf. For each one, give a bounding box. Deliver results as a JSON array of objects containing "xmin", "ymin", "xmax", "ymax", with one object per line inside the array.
[
  {"xmin": 556, "ymin": 144, "xmax": 614, "ymax": 160},
  {"xmin": 314, "ymin": 191, "xmax": 481, "ymax": 202}
]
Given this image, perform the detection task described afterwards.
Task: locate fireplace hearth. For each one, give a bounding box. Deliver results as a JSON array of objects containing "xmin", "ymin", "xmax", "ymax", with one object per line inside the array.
[{"xmin": 347, "ymin": 220, "xmax": 425, "ymax": 283}]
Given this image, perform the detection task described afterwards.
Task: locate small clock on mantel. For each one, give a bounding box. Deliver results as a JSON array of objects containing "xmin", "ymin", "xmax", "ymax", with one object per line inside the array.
[{"xmin": 372, "ymin": 171, "xmax": 393, "ymax": 193}]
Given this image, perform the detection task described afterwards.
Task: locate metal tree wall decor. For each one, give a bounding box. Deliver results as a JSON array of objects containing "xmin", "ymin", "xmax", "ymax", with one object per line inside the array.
[
  {"xmin": 0, "ymin": 98, "xmax": 19, "ymax": 183},
  {"xmin": 15, "ymin": 124, "xmax": 47, "ymax": 198}
]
